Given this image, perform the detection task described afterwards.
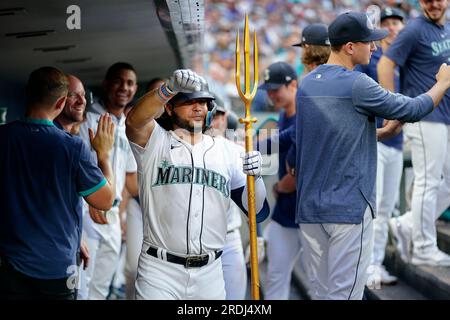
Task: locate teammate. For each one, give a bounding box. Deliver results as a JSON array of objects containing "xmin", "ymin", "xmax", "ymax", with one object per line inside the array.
[
  {"xmin": 78, "ymin": 62, "xmax": 139, "ymax": 299},
  {"xmin": 209, "ymin": 99, "xmax": 247, "ymax": 300},
  {"xmin": 379, "ymin": 0, "xmax": 450, "ymax": 267},
  {"xmin": 355, "ymin": 7, "xmax": 406, "ymax": 287},
  {"xmin": 294, "ymin": 23, "xmax": 331, "ymax": 74},
  {"xmin": 125, "ymin": 69, "xmax": 270, "ymax": 300},
  {"xmin": 0, "ymin": 67, "xmax": 115, "ymax": 299},
  {"xmin": 256, "ymin": 61, "xmax": 299, "ymax": 300},
  {"xmin": 295, "ymin": 11, "xmax": 450, "ymax": 300},
  {"xmin": 54, "ymin": 74, "xmax": 104, "ymax": 271}
]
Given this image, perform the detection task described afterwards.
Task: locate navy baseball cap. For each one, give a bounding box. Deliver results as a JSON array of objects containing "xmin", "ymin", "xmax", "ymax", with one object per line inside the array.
[
  {"xmin": 293, "ymin": 23, "xmax": 330, "ymax": 47},
  {"xmin": 380, "ymin": 7, "xmax": 405, "ymax": 22},
  {"xmin": 259, "ymin": 62, "xmax": 297, "ymax": 91},
  {"xmin": 328, "ymin": 12, "xmax": 389, "ymax": 45}
]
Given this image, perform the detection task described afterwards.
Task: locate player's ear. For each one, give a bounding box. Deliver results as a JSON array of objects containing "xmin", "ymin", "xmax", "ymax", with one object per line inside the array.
[
  {"xmin": 55, "ymin": 95, "xmax": 67, "ymax": 112},
  {"xmin": 344, "ymin": 42, "xmax": 354, "ymax": 55}
]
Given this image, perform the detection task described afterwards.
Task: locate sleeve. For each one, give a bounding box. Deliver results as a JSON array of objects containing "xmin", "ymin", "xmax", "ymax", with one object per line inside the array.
[
  {"xmin": 384, "ymin": 23, "xmax": 418, "ymax": 67},
  {"xmin": 75, "ymin": 140, "xmax": 106, "ymax": 197},
  {"xmin": 286, "ymin": 144, "xmax": 296, "ymax": 169},
  {"xmin": 255, "ymin": 127, "xmax": 293, "ymax": 155},
  {"xmin": 352, "ymin": 73, "xmax": 434, "ymax": 122}
]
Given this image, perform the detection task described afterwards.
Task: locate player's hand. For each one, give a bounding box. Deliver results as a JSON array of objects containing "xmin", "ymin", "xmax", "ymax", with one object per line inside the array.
[
  {"xmin": 376, "ymin": 119, "xmax": 403, "ymax": 141},
  {"xmin": 89, "ymin": 206, "xmax": 109, "ymax": 225},
  {"xmin": 80, "ymin": 240, "xmax": 90, "ymax": 270},
  {"xmin": 272, "ymin": 183, "xmax": 279, "ymax": 199},
  {"xmin": 164, "ymin": 69, "xmax": 203, "ymax": 94},
  {"xmin": 245, "ymin": 237, "xmax": 266, "ymax": 264},
  {"xmin": 89, "ymin": 113, "xmax": 115, "ymax": 161},
  {"xmin": 241, "ymin": 151, "xmax": 262, "ymax": 176},
  {"xmin": 435, "ymin": 63, "xmax": 450, "ymax": 87}
]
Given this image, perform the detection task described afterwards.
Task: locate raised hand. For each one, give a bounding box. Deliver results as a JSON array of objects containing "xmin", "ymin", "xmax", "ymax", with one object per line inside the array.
[
  {"xmin": 164, "ymin": 69, "xmax": 203, "ymax": 94},
  {"xmin": 89, "ymin": 113, "xmax": 115, "ymax": 161}
]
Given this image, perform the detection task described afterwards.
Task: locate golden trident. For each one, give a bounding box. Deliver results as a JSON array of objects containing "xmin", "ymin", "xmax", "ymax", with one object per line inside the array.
[{"xmin": 235, "ymin": 14, "xmax": 260, "ymax": 300}]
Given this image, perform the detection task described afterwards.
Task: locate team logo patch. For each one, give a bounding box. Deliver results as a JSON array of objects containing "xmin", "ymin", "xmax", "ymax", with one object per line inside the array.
[{"xmin": 264, "ymin": 69, "xmax": 270, "ymax": 81}]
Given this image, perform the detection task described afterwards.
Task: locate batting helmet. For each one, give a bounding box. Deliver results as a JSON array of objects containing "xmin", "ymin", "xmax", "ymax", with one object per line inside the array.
[{"xmin": 156, "ymin": 83, "xmax": 217, "ymax": 131}]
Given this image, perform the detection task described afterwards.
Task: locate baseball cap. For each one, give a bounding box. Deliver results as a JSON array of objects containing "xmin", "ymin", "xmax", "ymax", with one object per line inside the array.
[
  {"xmin": 328, "ymin": 11, "xmax": 389, "ymax": 45},
  {"xmin": 259, "ymin": 62, "xmax": 297, "ymax": 91},
  {"xmin": 380, "ymin": 7, "xmax": 405, "ymax": 22},
  {"xmin": 293, "ymin": 23, "xmax": 330, "ymax": 47}
]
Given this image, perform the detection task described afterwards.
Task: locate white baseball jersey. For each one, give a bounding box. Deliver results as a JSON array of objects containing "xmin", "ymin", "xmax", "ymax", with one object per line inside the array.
[
  {"xmin": 129, "ymin": 123, "xmax": 246, "ymax": 255},
  {"xmin": 79, "ymin": 101, "xmax": 137, "ymax": 247}
]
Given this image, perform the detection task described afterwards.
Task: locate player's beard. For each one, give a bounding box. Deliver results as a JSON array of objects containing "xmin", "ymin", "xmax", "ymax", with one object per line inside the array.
[
  {"xmin": 171, "ymin": 112, "xmax": 204, "ymax": 133},
  {"xmin": 424, "ymin": 6, "xmax": 446, "ymax": 23}
]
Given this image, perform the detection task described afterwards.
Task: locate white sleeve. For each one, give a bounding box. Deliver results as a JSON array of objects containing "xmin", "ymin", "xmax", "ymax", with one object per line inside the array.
[{"xmin": 128, "ymin": 121, "xmax": 168, "ymax": 172}]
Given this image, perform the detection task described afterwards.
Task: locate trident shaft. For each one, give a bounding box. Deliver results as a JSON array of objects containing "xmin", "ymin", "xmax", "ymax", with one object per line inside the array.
[{"xmin": 235, "ymin": 14, "xmax": 260, "ymax": 300}]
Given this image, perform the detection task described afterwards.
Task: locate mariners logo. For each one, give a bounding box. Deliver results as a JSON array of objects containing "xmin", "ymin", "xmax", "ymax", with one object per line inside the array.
[
  {"xmin": 153, "ymin": 160, "xmax": 230, "ymax": 197},
  {"xmin": 366, "ymin": 14, "xmax": 374, "ymax": 30}
]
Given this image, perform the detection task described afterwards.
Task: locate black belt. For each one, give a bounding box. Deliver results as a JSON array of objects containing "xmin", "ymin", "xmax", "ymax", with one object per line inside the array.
[{"xmin": 146, "ymin": 246, "xmax": 223, "ymax": 268}]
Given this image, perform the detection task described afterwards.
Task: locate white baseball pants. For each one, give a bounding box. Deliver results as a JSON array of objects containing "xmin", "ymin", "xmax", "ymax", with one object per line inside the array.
[
  {"xmin": 78, "ymin": 208, "xmax": 122, "ymax": 300},
  {"xmin": 264, "ymin": 220, "xmax": 302, "ymax": 300},
  {"xmin": 124, "ymin": 198, "xmax": 143, "ymax": 300},
  {"xmin": 299, "ymin": 206, "xmax": 373, "ymax": 300},
  {"xmin": 221, "ymin": 229, "xmax": 247, "ymax": 300},
  {"xmin": 372, "ymin": 142, "xmax": 403, "ymax": 266},
  {"xmin": 135, "ymin": 243, "xmax": 226, "ymax": 300},
  {"xmin": 400, "ymin": 122, "xmax": 450, "ymax": 255}
]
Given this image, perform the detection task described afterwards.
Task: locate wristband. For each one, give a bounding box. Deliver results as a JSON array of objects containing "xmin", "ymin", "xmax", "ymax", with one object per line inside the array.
[{"xmin": 158, "ymin": 84, "xmax": 175, "ymax": 102}]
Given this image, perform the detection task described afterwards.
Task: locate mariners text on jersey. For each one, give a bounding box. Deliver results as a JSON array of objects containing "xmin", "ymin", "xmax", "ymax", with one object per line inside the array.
[
  {"xmin": 431, "ymin": 39, "xmax": 450, "ymax": 57},
  {"xmin": 152, "ymin": 159, "xmax": 230, "ymax": 198}
]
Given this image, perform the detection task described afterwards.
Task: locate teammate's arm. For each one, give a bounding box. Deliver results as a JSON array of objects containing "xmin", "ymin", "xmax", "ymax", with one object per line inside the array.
[
  {"xmin": 377, "ymin": 56, "xmax": 397, "ymax": 93},
  {"xmin": 353, "ymin": 64, "xmax": 450, "ymax": 122},
  {"xmin": 84, "ymin": 114, "xmax": 116, "ymax": 211},
  {"xmin": 376, "ymin": 119, "xmax": 403, "ymax": 141},
  {"xmin": 126, "ymin": 69, "xmax": 203, "ymax": 147},
  {"xmin": 274, "ymin": 172, "xmax": 296, "ymax": 194}
]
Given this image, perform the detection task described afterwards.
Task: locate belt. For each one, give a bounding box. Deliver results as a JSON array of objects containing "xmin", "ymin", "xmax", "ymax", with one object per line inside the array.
[{"xmin": 146, "ymin": 246, "xmax": 223, "ymax": 268}]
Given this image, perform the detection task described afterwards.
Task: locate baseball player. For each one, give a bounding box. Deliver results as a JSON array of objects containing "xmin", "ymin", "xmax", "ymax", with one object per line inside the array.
[
  {"xmin": 295, "ymin": 11, "xmax": 450, "ymax": 300},
  {"xmin": 125, "ymin": 69, "xmax": 270, "ymax": 300},
  {"xmin": 78, "ymin": 62, "xmax": 139, "ymax": 299},
  {"xmin": 355, "ymin": 7, "xmax": 406, "ymax": 287},
  {"xmin": 378, "ymin": 0, "xmax": 450, "ymax": 267},
  {"xmin": 256, "ymin": 61, "xmax": 300, "ymax": 300},
  {"xmin": 262, "ymin": 26, "xmax": 331, "ymax": 300}
]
